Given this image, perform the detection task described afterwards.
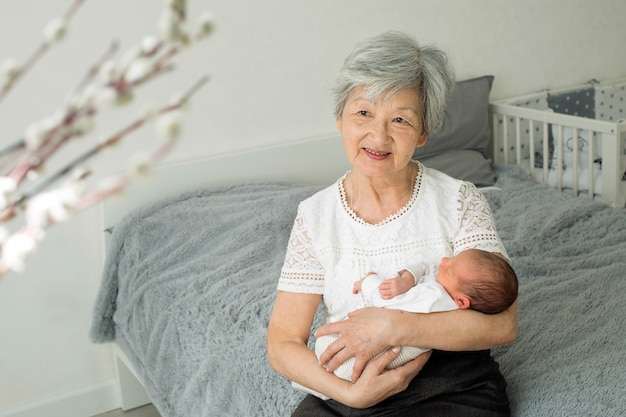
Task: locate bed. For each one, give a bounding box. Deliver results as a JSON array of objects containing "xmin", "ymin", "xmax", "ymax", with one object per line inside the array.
[{"xmin": 90, "ymin": 75, "xmax": 626, "ymax": 417}]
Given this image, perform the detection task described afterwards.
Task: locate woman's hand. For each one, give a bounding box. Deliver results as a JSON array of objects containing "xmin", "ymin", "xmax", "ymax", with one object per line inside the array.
[
  {"xmin": 269, "ymin": 293, "xmax": 429, "ymax": 408},
  {"xmin": 340, "ymin": 348, "xmax": 431, "ymax": 409},
  {"xmin": 315, "ymin": 307, "xmax": 397, "ymax": 382}
]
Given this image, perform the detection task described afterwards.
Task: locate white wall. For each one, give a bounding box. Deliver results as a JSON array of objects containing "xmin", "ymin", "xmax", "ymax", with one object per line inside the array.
[{"xmin": 0, "ymin": 0, "xmax": 624, "ymax": 414}]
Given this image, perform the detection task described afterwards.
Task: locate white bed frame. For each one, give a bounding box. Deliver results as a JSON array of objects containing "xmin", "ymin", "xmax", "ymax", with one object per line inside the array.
[
  {"xmin": 489, "ymin": 79, "xmax": 626, "ymax": 208},
  {"xmin": 101, "ymin": 102, "xmax": 626, "ymax": 411}
]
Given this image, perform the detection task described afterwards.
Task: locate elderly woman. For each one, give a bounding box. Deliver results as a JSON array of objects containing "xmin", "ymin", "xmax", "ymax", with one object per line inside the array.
[{"xmin": 267, "ymin": 31, "xmax": 517, "ymax": 416}]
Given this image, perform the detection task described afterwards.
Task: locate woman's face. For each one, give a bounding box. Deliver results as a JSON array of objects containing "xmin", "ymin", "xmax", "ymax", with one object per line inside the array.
[{"xmin": 336, "ymin": 85, "xmax": 427, "ymax": 179}]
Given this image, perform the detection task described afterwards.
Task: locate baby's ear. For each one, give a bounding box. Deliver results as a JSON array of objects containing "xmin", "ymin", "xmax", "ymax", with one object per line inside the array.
[{"xmin": 455, "ymin": 296, "xmax": 471, "ymax": 309}]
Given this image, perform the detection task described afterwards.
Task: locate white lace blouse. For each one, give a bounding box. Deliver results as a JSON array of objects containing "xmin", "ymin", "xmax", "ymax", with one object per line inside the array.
[{"xmin": 277, "ymin": 162, "xmax": 507, "ymax": 324}]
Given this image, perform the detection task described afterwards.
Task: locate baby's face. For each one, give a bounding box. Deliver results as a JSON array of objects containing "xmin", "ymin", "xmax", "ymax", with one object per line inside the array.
[{"xmin": 435, "ymin": 251, "xmax": 478, "ymax": 294}]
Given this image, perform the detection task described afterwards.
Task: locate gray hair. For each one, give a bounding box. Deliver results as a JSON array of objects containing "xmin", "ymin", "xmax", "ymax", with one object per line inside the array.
[{"xmin": 332, "ymin": 31, "xmax": 455, "ymax": 135}]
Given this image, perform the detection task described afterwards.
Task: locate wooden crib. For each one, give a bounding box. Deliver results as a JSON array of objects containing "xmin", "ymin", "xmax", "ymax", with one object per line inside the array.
[{"xmin": 489, "ymin": 77, "xmax": 626, "ymax": 208}]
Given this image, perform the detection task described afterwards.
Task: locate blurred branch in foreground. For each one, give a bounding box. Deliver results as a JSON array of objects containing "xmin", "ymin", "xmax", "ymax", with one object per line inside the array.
[{"xmin": 0, "ymin": 0, "xmax": 215, "ymax": 275}]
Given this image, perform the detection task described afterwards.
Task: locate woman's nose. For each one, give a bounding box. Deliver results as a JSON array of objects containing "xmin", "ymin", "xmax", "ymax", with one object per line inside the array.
[{"xmin": 368, "ymin": 119, "xmax": 390, "ymax": 143}]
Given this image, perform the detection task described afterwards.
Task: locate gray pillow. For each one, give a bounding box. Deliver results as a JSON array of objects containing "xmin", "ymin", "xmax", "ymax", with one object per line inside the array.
[
  {"xmin": 414, "ymin": 75, "xmax": 495, "ymax": 185},
  {"xmin": 421, "ymin": 149, "xmax": 496, "ymax": 187}
]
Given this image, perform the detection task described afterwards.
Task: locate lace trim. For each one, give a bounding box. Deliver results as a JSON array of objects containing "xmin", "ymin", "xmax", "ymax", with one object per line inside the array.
[
  {"xmin": 278, "ymin": 271, "xmax": 325, "ymax": 294},
  {"xmin": 279, "ymin": 271, "xmax": 325, "ymax": 282},
  {"xmin": 456, "ymin": 183, "xmax": 497, "ymax": 234},
  {"xmin": 454, "ymin": 182, "xmax": 505, "ymax": 256},
  {"xmin": 338, "ymin": 161, "xmax": 422, "ymax": 227},
  {"xmin": 455, "ymin": 233, "xmax": 500, "ymax": 249}
]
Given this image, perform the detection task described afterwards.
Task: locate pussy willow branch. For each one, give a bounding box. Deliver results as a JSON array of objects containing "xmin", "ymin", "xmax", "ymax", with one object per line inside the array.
[
  {"xmin": 0, "ymin": 141, "xmax": 25, "ymax": 174},
  {"xmin": 74, "ymin": 76, "xmax": 209, "ymax": 212},
  {"xmin": 0, "ymin": 0, "xmax": 215, "ymax": 275},
  {"xmin": 0, "ymin": 25, "xmax": 204, "ymax": 171},
  {"xmin": 0, "ymin": 0, "xmax": 86, "ymax": 104},
  {"xmin": 72, "ymin": 141, "xmax": 173, "ymax": 212},
  {"xmin": 0, "ymin": 42, "xmax": 119, "ymax": 177},
  {"xmin": 4, "ymin": 75, "xmax": 208, "ymax": 219},
  {"xmin": 0, "ymin": 139, "xmax": 24, "ymax": 159},
  {"xmin": 5, "ymin": 42, "xmax": 121, "ymax": 185},
  {"xmin": 0, "ymin": 224, "xmax": 40, "ymax": 276},
  {"xmin": 5, "ymin": 37, "xmax": 189, "ymax": 189},
  {"xmin": 0, "ymin": 0, "xmax": 92, "ymax": 182},
  {"xmin": 7, "ymin": 106, "xmax": 94, "ymax": 185},
  {"xmin": 73, "ymin": 40, "xmax": 120, "ymax": 103}
]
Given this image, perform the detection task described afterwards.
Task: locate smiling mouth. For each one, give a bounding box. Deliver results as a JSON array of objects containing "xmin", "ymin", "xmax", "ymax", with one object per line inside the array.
[{"xmin": 364, "ymin": 148, "xmax": 390, "ymax": 158}]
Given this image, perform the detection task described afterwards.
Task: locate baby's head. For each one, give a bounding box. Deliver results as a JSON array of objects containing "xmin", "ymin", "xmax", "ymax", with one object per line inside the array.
[{"xmin": 436, "ymin": 249, "xmax": 518, "ymax": 314}]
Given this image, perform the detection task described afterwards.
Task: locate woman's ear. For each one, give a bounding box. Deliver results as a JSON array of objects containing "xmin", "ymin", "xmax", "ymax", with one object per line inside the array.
[
  {"xmin": 416, "ymin": 132, "xmax": 427, "ymax": 149},
  {"xmin": 455, "ymin": 296, "xmax": 471, "ymax": 310},
  {"xmin": 336, "ymin": 117, "xmax": 342, "ymax": 132}
]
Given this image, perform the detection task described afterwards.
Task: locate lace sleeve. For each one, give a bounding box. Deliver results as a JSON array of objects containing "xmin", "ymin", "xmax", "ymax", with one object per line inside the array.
[
  {"xmin": 454, "ymin": 183, "xmax": 508, "ymax": 258},
  {"xmin": 277, "ymin": 212, "xmax": 325, "ymax": 294}
]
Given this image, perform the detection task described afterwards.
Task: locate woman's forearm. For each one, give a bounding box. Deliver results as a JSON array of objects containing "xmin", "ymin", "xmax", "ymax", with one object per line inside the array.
[
  {"xmin": 267, "ymin": 328, "xmax": 347, "ymax": 398},
  {"xmin": 389, "ymin": 299, "xmax": 519, "ymax": 350},
  {"xmin": 266, "ymin": 291, "xmax": 355, "ymax": 403}
]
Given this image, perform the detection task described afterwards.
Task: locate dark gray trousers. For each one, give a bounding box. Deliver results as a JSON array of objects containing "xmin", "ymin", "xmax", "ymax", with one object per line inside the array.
[{"xmin": 292, "ymin": 350, "xmax": 509, "ymax": 417}]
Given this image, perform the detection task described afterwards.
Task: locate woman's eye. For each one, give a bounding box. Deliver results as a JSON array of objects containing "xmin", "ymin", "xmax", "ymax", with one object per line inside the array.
[
  {"xmin": 358, "ymin": 110, "xmax": 370, "ymax": 116},
  {"xmin": 393, "ymin": 117, "xmax": 407, "ymax": 124}
]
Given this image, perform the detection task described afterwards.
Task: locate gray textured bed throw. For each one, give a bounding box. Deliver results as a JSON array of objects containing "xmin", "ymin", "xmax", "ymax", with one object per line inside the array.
[{"xmin": 91, "ymin": 169, "xmax": 626, "ymax": 417}]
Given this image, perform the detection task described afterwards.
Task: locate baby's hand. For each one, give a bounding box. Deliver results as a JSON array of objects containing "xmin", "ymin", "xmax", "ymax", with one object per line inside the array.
[
  {"xmin": 353, "ymin": 272, "xmax": 376, "ymax": 294},
  {"xmin": 378, "ymin": 270, "xmax": 414, "ymax": 300}
]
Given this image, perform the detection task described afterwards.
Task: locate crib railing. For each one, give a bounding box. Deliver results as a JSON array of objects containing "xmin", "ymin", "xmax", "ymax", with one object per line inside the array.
[{"xmin": 489, "ymin": 102, "xmax": 626, "ymax": 208}]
